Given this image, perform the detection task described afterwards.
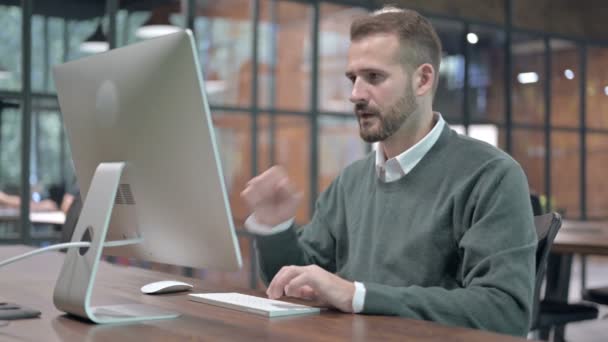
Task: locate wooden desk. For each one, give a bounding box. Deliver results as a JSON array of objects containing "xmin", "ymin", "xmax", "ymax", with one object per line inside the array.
[
  {"xmin": 552, "ymin": 220, "xmax": 608, "ymax": 256},
  {"xmin": 547, "ymin": 220, "xmax": 608, "ymax": 300},
  {"xmin": 0, "ymin": 208, "xmax": 66, "ymax": 225},
  {"xmin": 0, "ymin": 245, "xmax": 526, "ymax": 341},
  {"xmin": 547, "ymin": 220, "xmax": 608, "ymax": 299}
]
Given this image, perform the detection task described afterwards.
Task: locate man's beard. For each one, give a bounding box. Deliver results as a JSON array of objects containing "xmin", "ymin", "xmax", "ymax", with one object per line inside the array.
[{"xmin": 356, "ymin": 85, "xmax": 417, "ymax": 143}]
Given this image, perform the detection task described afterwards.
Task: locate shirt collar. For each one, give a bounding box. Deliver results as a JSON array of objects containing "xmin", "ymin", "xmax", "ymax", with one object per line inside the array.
[{"xmin": 375, "ymin": 112, "xmax": 445, "ymax": 182}]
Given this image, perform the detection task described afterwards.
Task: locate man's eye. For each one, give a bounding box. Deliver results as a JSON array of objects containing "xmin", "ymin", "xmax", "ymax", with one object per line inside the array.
[{"xmin": 368, "ymin": 73, "xmax": 382, "ymax": 83}]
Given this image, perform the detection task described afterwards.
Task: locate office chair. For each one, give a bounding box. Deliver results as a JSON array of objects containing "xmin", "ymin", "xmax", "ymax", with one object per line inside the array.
[
  {"xmin": 532, "ymin": 212, "xmax": 563, "ymax": 328},
  {"xmin": 60, "ymin": 193, "xmax": 82, "ymax": 244},
  {"xmin": 48, "ymin": 183, "xmax": 65, "ymax": 207},
  {"xmin": 566, "ymin": 219, "xmax": 608, "ymax": 313},
  {"xmin": 581, "ymin": 253, "xmax": 608, "ymax": 309},
  {"xmin": 582, "ymin": 286, "xmax": 608, "ymax": 306},
  {"xmin": 530, "ymin": 209, "xmax": 599, "ymax": 341}
]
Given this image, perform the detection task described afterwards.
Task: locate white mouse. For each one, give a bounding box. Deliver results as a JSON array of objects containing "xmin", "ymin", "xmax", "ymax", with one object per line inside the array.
[{"xmin": 141, "ymin": 280, "xmax": 193, "ymax": 294}]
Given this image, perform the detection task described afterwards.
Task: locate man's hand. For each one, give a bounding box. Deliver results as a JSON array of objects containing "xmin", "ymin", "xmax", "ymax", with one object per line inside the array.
[
  {"xmin": 266, "ymin": 265, "xmax": 355, "ymax": 313},
  {"xmin": 241, "ymin": 166, "xmax": 302, "ymax": 227}
]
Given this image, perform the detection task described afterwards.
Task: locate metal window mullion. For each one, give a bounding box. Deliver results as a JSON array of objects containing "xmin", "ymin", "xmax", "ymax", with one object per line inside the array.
[
  {"xmin": 251, "ymin": 0, "xmax": 260, "ymax": 180},
  {"xmin": 185, "ymin": 0, "xmax": 195, "ymax": 32},
  {"xmin": 504, "ymin": 0, "xmax": 513, "ymax": 154},
  {"xmin": 60, "ymin": 19, "xmax": 70, "ymax": 186},
  {"xmin": 463, "ymin": 23, "xmax": 470, "ymax": 135},
  {"xmin": 43, "ymin": 16, "xmax": 50, "ymax": 92},
  {"xmin": 106, "ymin": 0, "xmax": 118, "ymax": 49},
  {"xmin": 36, "ymin": 16, "xmax": 51, "ymax": 188},
  {"xmin": 269, "ymin": 0, "xmax": 278, "ymax": 165},
  {"xmin": 20, "ymin": 0, "xmax": 33, "ymax": 244},
  {"xmin": 0, "ymin": 102, "xmax": 4, "ymax": 180},
  {"xmin": 248, "ymin": 0, "xmax": 261, "ymax": 290},
  {"xmin": 580, "ymin": 44, "xmax": 587, "ymax": 220},
  {"xmin": 309, "ymin": 1, "xmax": 320, "ymax": 219},
  {"xmin": 544, "ymin": 37, "xmax": 552, "ymax": 211}
]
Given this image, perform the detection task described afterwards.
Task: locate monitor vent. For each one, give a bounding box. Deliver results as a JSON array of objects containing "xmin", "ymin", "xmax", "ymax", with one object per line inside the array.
[{"xmin": 115, "ymin": 184, "xmax": 136, "ymax": 205}]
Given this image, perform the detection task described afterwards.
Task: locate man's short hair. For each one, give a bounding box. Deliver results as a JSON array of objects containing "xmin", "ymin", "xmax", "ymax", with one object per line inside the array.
[{"xmin": 350, "ymin": 6, "xmax": 442, "ymax": 93}]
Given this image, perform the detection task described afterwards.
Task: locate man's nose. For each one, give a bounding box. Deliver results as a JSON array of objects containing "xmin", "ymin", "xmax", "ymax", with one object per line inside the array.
[{"xmin": 349, "ymin": 78, "xmax": 369, "ymax": 104}]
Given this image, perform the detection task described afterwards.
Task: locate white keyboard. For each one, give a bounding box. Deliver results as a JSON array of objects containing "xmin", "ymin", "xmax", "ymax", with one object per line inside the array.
[{"xmin": 188, "ymin": 292, "xmax": 320, "ymax": 318}]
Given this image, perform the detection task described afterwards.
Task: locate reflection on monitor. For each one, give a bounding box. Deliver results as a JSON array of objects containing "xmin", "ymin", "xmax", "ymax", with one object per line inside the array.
[{"xmin": 52, "ymin": 29, "xmax": 242, "ymax": 324}]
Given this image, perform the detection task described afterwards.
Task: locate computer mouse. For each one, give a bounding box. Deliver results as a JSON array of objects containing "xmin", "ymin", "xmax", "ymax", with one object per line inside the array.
[{"xmin": 140, "ymin": 280, "xmax": 193, "ymax": 295}]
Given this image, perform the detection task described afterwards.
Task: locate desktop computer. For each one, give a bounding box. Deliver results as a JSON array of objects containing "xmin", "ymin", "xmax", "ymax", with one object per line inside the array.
[{"xmin": 52, "ymin": 29, "xmax": 242, "ymax": 324}]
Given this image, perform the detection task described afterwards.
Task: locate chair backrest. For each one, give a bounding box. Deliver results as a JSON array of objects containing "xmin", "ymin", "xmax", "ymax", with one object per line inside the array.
[
  {"xmin": 60, "ymin": 193, "xmax": 82, "ymax": 243},
  {"xmin": 530, "ymin": 193, "xmax": 544, "ymax": 216},
  {"xmin": 532, "ymin": 212, "xmax": 562, "ymax": 326},
  {"xmin": 48, "ymin": 183, "xmax": 66, "ymax": 208}
]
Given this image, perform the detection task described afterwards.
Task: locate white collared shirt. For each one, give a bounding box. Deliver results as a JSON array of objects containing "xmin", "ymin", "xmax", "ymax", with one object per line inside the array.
[
  {"xmin": 375, "ymin": 113, "xmax": 445, "ymax": 182},
  {"xmin": 245, "ymin": 112, "xmax": 446, "ymax": 313}
]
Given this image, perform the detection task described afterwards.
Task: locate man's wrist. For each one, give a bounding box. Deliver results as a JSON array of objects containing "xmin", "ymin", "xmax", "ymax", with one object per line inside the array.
[{"xmin": 244, "ymin": 214, "xmax": 294, "ymax": 235}]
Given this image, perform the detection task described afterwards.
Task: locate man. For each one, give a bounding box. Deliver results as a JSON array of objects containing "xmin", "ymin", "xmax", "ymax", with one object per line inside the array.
[
  {"xmin": 0, "ymin": 190, "xmax": 58, "ymax": 211},
  {"xmin": 241, "ymin": 6, "xmax": 536, "ymax": 337}
]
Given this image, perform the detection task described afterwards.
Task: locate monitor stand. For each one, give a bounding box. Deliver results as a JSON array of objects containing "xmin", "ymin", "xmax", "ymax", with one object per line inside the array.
[{"xmin": 53, "ymin": 162, "xmax": 179, "ymax": 324}]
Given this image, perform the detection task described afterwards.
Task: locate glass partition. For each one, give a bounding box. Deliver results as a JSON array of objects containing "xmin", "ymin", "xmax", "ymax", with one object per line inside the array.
[
  {"xmin": 586, "ymin": 47, "xmax": 608, "ymax": 130},
  {"xmin": 587, "ymin": 133, "xmax": 608, "ymax": 219},
  {"xmin": 258, "ymin": 0, "xmax": 312, "ymax": 111},
  {"xmin": 551, "ymin": 131, "xmax": 580, "ymax": 218},
  {"xmin": 512, "ymin": 33, "xmax": 545, "ymax": 126},
  {"xmin": 194, "ymin": 0, "xmax": 251, "ymax": 107},
  {"xmin": 319, "ymin": 116, "xmax": 366, "ymax": 193},
  {"xmin": 468, "ymin": 25, "xmax": 505, "ymax": 125},
  {"xmin": 318, "ymin": 3, "xmax": 367, "ymax": 113},
  {"xmin": 551, "ymin": 39, "xmax": 580, "ymax": 128},
  {"xmin": 0, "ymin": 5, "xmax": 21, "ymax": 92},
  {"xmin": 432, "ymin": 18, "xmax": 465, "ymax": 124},
  {"xmin": 512, "ymin": 129, "xmax": 545, "ymax": 196}
]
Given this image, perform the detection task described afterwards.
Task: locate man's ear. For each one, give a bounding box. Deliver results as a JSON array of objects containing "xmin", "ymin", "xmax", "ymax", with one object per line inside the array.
[{"xmin": 413, "ymin": 63, "xmax": 435, "ymax": 96}]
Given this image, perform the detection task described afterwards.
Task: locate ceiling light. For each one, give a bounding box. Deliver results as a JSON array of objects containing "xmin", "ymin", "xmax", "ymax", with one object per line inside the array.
[
  {"xmin": 205, "ymin": 80, "xmax": 227, "ymax": 94},
  {"xmin": 466, "ymin": 33, "xmax": 479, "ymax": 45},
  {"xmin": 517, "ymin": 72, "xmax": 539, "ymax": 84},
  {"xmin": 136, "ymin": 10, "xmax": 180, "ymax": 40},
  {"xmin": 604, "ymin": 86, "xmax": 608, "ymax": 96},
  {"xmin": 564, "ymin": 69, "xmax": 574, "ymax": 80},
  {"xmin": 80, "ymin": 23, "xmax": 109, "ymax": 54}
]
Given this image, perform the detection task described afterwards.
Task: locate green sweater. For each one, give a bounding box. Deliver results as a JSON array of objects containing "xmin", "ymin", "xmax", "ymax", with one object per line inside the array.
[{"xmin": 255, "ymin": 125, "xmax": 536, "ymax": 336}]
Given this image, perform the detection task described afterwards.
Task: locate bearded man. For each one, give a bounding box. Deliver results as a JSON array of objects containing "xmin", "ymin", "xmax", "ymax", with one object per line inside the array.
[{"xmin": 241, "ymin": 6, "xmax": 536, "ymax": 337}]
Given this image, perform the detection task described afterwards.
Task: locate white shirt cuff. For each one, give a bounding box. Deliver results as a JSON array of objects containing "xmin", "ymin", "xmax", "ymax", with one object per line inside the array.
[
  {"xmin": 352, "ymin": 281, "xmax": 366, "ymax": 313},
  {"xmin": 244, "ymin": 214, "xmax": 294, "ymax": 236}
]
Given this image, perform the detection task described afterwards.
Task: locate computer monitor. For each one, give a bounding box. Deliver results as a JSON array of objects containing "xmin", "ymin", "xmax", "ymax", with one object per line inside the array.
[{"xmin": 52, "ymin": 29, "xmax": 242, "ymax": 324}]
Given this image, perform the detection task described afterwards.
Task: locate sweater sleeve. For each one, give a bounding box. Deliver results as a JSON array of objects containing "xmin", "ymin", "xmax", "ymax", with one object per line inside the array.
[
  {"xmin": 361, "ymin": 160, "xmax": 537, "ymax": 337},
  {"xmin": 255, "ymin": 176, "xmax": 344, "ymax": 285}
]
